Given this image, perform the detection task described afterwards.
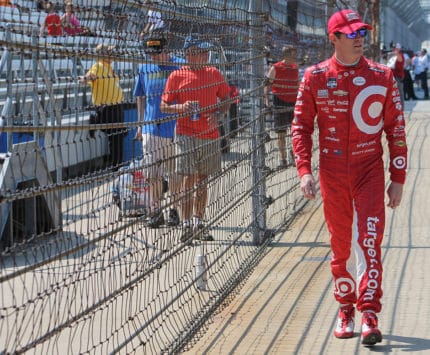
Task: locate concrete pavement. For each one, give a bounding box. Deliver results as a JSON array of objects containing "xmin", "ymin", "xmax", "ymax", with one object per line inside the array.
[{"xmin": 185, "ymin": 99, "xmax": 430, "ymax": 354}]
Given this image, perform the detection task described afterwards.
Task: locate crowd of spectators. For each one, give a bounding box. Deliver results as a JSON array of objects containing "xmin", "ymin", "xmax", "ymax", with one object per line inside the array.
[
  {"xmin": 383, "ymin": 43, "xmax": 430, "ymax": 102},
  {"xmin": 39, "ymin": 1, "xmax": 84, "ymax": 37}
]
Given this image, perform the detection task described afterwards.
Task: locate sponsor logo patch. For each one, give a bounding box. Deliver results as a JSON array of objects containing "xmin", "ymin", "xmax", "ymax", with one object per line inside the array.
[
  {"xmin": 337, "ymin": 100, "xmax": 349, "ymax": 105},
  {"xmin": 312, "ymin": 67, "xmax": 328, "ymax": 74},
  {"xmin": 353, "ymin": 76, "xmax": 366, "ymax": 86},
  {"xmin": 335, "ymin": 278, "xmax": 355, "ymax": 298},
  {"xmin": 369, "ymin": 66, "xmax": 385, "ymax": 73},
  {"xmin": 317, "ymin": 89, "xmax": 329, "ymax": 98},
  {"xmin": 333, "ymin": 90, "xmax": 348, "ymax": 96},
  {"xmin": 362, "ymin": 216, "xmax": 380, "ymax": 302},
  {"xmin": 327, "ymin": 77, "xmax": 337, "ymax": 88},
  {"xmin": 393, "ymin": 156, "xmax": 406, "ymax": 169}
]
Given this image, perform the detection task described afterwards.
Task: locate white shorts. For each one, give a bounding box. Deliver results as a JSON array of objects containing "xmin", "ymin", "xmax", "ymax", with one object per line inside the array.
[{"xmin": 141, "ymin": 133, "xmax": 175, "ymax": 179}]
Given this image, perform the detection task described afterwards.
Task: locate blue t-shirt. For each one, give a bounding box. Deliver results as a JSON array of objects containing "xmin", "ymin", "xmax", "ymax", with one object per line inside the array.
[{"xmin": 133, "ymin": 56, "xmax": 185, "ymax": 138}]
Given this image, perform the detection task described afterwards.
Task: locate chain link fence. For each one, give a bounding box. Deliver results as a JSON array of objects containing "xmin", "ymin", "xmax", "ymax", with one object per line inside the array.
[{"xmin": 0, "ymin": 0, "xmax": 366, "ymax": 352}]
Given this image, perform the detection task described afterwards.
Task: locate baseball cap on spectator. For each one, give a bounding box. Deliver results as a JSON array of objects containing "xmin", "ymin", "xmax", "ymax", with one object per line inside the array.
[
  {"xmin": 183, "ymin": 35, "xmax": 212, "ymax": 51},
  {"xmin": 327, "ymin": 9, "xmax": 373, "ymax": 34},
  {"xmin": 143, "ymin": 35, "xmax": 166, "ymax": 54},
  {"xmin": 395, "ymin": 43, "xmax": 402, "ymax": 49},
  {"xmin": 95, "ymin": 44, "xmax": 115, "ymax": 55}
]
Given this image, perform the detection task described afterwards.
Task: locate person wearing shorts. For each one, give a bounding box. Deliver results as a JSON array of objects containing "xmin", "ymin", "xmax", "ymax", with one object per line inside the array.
[
  {"xmin": 161, "ymin": 35, "xmax": 230, "ymax": 242},
  {"xmin": 273, "ymin": 95, "xmax": 295, "ymax": 132},
  {"xmin": 175, "ymin": 135, "xmax": 221, "ymax": 177},
  {"xmin": 133, "ymin": 33, "xmax": 185, "ymax": 228},
  {"xmin": 264, "ymin": 45, "xmax": 299, "ymax": 168}
]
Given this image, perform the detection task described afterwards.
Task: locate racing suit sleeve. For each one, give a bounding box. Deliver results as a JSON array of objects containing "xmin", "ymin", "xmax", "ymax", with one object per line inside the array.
[
  {"xmin": 291, "ymin": 69, "xmax": 317, "ymax": 178},
  {"xmin": 383, "ymin": 74, "xmax": 408, "ymax": 184}
]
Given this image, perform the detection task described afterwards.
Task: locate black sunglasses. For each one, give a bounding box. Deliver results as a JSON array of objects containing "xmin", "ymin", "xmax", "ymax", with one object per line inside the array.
[{"xmin": 336, "ymin": 28, "xmax": 368, "ymax": 39}]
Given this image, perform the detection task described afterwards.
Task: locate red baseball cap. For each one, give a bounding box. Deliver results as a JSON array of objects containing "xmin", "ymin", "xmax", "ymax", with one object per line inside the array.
[{"xmin": 328, "ymin": 9, "xmax": 373, "ymax": 34}]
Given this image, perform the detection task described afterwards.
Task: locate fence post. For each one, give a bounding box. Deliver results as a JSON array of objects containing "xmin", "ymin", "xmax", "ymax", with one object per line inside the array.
[
  {"xmin": 249, "ymin": 0, "xmax": 267, "ymax": 246},
  {"xmin": 4, "ymin": 26, "xmax": 12, "ymax": 152},
  {"xmin": 31, "ymin": 33, "xmax": 39, "ymax": 143}
]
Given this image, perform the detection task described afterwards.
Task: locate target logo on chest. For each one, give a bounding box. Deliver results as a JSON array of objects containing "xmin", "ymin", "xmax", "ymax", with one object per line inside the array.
[{"xmin": 352, "ymin": 85, "xmax": 386, "ymax": 134}]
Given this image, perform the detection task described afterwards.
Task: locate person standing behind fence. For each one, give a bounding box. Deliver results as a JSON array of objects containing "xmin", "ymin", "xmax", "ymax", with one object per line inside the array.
[
  {"xmin": 264, "ymin": 45, "xmax": 299, "ymax": 169},
  {"xmin": 133, "ymin": 34, "xmax": 185, "ymax": 228},
  {"xmin": 139, "ymin": 0, "xmax": 165, "ymax": 40},
  {"xmin": 228, "ymin": 84, "xmax": 240, "ymax": 138},
  {"xmin": 413, "ymin": 48, "xmax": 429, "ymax": 99},
  {"xmin": 387, "ymin": 43, "xmax": 405, "ymax": 108},
  {"xmin": 39, "ymin": 1, "xmax": 62, "ymax": 37},
  {"xmin": 403, "ymin": 50, "xmax": 418, "ymax": 101},
  {"xmin": 80, "ymin": 44, "xmax": 125, "ymax": 168},
  {"xmin": 292, "ymin": 9, "xmax": 407, "ymax": 346},
  {"xmin": 61, "ymin": 1, "xmax": 83, "ymax": 36},
  {"xmin": 160, "ymin": 35, "xmax": 230, "ymax": 243}
]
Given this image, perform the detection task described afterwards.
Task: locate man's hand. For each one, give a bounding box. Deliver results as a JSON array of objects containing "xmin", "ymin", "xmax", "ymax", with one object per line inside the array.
[
  {"xmin": 387, "ymin": 181, "xmax": 404, "ymax": 209},
  {"xmin": 134, "ymin": 126, "xmax": 143, "ymax": 141},
  {"xmin": 206, "ymin": 111, "xmax": 220, "ymax": 130},
  {"xmin": 182, "ymin": 100, "xmax": 198, "ymax": 113},
  {"xmin": 300, "ymin": 173, "xmax": 316, "ymax": 200},
  {"xmin": 79, "ymin": 72, "xmax": 96, "ymax": 84}
]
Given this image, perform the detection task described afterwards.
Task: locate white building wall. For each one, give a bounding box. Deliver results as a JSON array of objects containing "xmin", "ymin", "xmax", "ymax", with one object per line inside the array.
[{"xmin": 381, "ymin": 6, "xmax": 421, "ymax": 52}]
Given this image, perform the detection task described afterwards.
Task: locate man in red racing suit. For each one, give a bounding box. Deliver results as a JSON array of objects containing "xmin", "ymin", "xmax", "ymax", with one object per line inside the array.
[{"xmin": 292, "ymin": 9, "xmax": 407, "ymax": 346}]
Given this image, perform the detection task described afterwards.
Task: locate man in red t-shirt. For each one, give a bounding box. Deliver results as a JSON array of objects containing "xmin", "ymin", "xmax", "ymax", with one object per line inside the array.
[
  {"xmin": 264, "ymin": 45, "xmax": 299, "ymax": 168},
  {"xmin": 161, "ymin": 35, "xmax": 230, "ymax": 242}
]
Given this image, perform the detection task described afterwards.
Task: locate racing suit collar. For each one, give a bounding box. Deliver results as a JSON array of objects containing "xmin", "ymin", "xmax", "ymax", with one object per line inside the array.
[{"xmin": 330, "ymin": 54, "xmax": 365, "ymax": 69}]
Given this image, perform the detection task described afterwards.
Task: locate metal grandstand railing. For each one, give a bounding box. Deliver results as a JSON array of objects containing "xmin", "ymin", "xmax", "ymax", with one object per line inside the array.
[{"xmin": 0, "ymin": 0, "xmax": 342, "ymax": 353}]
